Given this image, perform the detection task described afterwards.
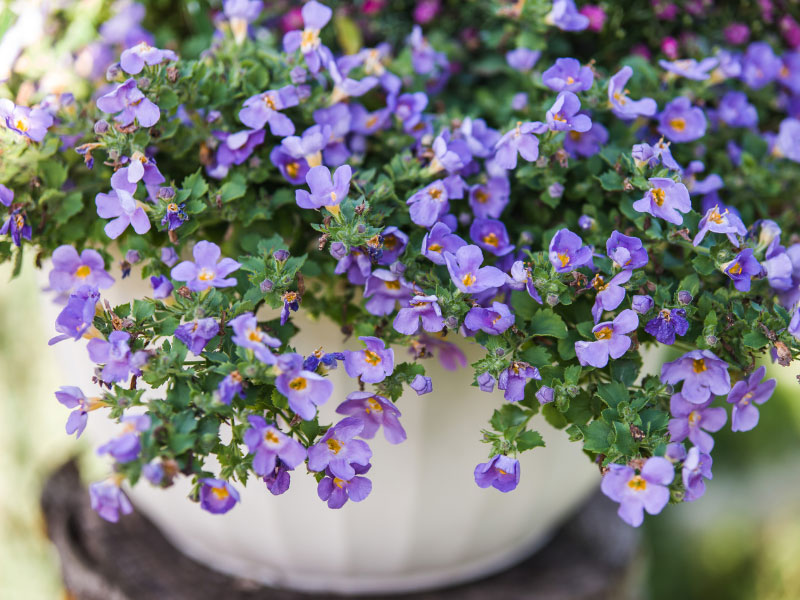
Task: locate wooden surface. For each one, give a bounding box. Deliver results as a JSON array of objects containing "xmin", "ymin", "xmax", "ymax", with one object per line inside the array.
[{"xmin": 41, "ymin": 460, "xmax": 640, "ymax": 600}]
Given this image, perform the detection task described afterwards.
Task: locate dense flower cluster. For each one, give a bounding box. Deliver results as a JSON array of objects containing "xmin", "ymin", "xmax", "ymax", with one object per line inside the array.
[{"xmin": 2, "ymin": 0, "xmax": 800, "ymax": 527}]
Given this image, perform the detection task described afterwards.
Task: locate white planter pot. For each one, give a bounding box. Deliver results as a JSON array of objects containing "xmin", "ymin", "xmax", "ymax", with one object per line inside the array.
[{"xmin": 42, "ymin": 271, "xmax": 599, "ymax": 595}]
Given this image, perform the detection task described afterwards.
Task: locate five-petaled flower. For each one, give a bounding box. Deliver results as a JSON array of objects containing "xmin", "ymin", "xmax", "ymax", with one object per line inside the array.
[{"xmin": 171, "ymin": 241, "xmax": 241, "ymax": 292}]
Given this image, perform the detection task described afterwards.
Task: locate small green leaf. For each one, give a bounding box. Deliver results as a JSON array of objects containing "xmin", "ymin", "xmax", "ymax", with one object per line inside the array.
[
  {"xmin": 530, "ymin": 309, "xmax": 568, "ymax": 338},
  {"xmin": 516, "ymin": 430, "xmax": 546, "ymax": 451},
  {"xmin": 596, "ymin": 171, "xmax": 623, "ymax": 191},
  {"xmin": 742, "ymin": 330, "xmax": 769, "ymax": 349},
  {"xmin": 596, "ymin": 382, "xmax": 628, "ymax": 408},
  {"xmin": 581, "ymin": 420, "xmax": 612, "ymax": 453}
]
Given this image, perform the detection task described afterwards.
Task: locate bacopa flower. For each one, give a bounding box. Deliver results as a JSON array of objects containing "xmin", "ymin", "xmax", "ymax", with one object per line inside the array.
[
  {"xmin": 149, "ymin": 275, "xmax": 173, "ymax": 299},
  {"xmin": 170, "ymin": 240, "xmax": 241, "ymax": 292},
  {"xmin": 632, "ymin": 178, "xmax": 691, "ymax": 225},
  {"xmin": 317, "ymin": 464, "xmax": 373, "ymax": 509},
  {"xmin": 97, "ymin": 414, "xmax": 150, "ymax": 463},
  {"xmin": 608, "ymin": 66, "xmax": 657, "ymax": 120},
  {"xmin": 55, "ymin": 386, "xmax": 105, "ymax": 439},
  {"xmin": 270, "ymin": 146, "xmax": 309, "ymax": 185},
  {"xmin": 542, "ymin": 57, "xmax": 593, "ymax": 92},
  {"xmin": 336, "ymin": 391, "xmax": 407, "ymax": 443},
  {"xmin": 0, "ymin": 100, "xmax": 54, "ymax": 142},
  {"xmin": 693, "ymin": 204, "xmax": 747, "ymax": 247},
  {"xmin": 89, "ymin": 480, "xmax": 133, "ymax": 523},
  {"xmin": 199, "ymin": 478, "xmax": 240, "ymax": 514},
  {"xmin": 210, "ymin": 129, "xmax": 266, "ymax": 178},
  {"xmin": 239, "ymin": 86, "xmax": 299, "ymax": 136},
  {"xmin": 546, "ymin": 91, "xmax": 592, "ymax": 133},
  {"xmin": 87, "ymin": 331, "xmax": 149, "ymax": 383},
  {"xmin": 244, "ymin": 415, "xmax": 307, "ymax": 476},
  {"xmin": 546, "ymin": 0, "xmax": 590, "ymax": 31},
  {"xmin": 658, "ymin": 97, "xmax": 707, "ymax": 143},
  {"xmin": 575, "ymin": 309, "xmax": 639, "ymax": 368},
  {"xmin": 723, "ymin": 248, "xmax": 763, "ymax": 292},
  {"xmin": 644, "ymin": 308, "xmax": 689, "ymax": 345},
  {"xmin": 229, "ymin": 312, "xmax": 281, "ymax": 364},
  {"xmin": 591, "ymin": 270, "xmax": 632, "ymax": 323},
  {"xmin": 96, "ymin": 78, "xmax": 159, "ymax": 127},
  {"xmin": 465, "ymin": 301, "xmax": 515, "ymax": 335},
  {"xmin": 119, "ymin": 42, "xmax": 177, "ymax": 74},
  {"xmin": 95, "ymin": 177, "xmax": 151, "ymax": 239},
  {"xmin": 48, "ymin": 245, "xmax": 114, "ymax": 300},
  {"xmin": 632, "ymin": 294, "xmax": 654, "ymax": 314},
  {"xmin": 505, "ymin": 47, "xmax": 541, "ymax": 71},
  {"xmin": 0, "ymin": 183, "xmax": 12, "ymax": 207},
  {"xmin": 668, "ymin": 393, "xmax": 727, "ymax": 453},
  {"xmin": 536, "ymin": 385, "xmax": 555, "ymax": 405},
  {"xmin": 741, "ymin": 41, "xmax": 781, "ymax": 89},
  {"xmin": 606, "ymin": 231, "xmax": 649, "ymax": 270},
  {"xmin": 601, "ymin": 457, "xmax": 674, "ymax": 527},
  {"xmin": 445, "ymin": 245, "xmax": 508, "ymax": 294},
  {"xmin": 658, "ymin": 57, "xmax": 718, "ymax": 80},
  {"xmin": 661, "ymin": 350, "xmax": 731, "ymax": 404},
  {"xmin": 407, "ymin": 179, "xmax": 459, "ymax": 228},
  {"xmin": 174, "ymin": 318, "xmax": 220, "ymax": 354},
  {"xmin": 363, "ymin": 270, "xmax": 411, "ymax": 316},
  {"xmin": 344, "ymin": 336, "xmax": 395, "ymax": 383},
  {"xmin": 224, "ymin": 0, "xmax": 263, "ymax": 43},
  {"xmin": 470, "ymin": 217, "xmax": 514, "ymax": 256},
  {"xmin": 49, "ymin": 285, "xmax": 101, "ymax": 345},
  {"xmin": 275, "ymin": 352, "xmax": 334, "ymax": 420},
  {"xmin": 282, "ymin": 0, "xmax": 333, "ymax": 73},
  {"xmin": 563, "ymin": 122, "xmax": 608, "ymax": 158},
  {"xmin": 217, "ymin": 371, "xmax": 244, "ymax": 405},
  {"xmin": 474, "ymin": 455, "xmax": 520, "ymax": 492},
  {"xmin": 377, "ymin": 226, "xmax": 409, "ymax": 265},
  {"xmin": 393, "ymin": 295, "xmax": 445, "ymax": 335},
  {"xmin": 682, "ymin": 446, "xmax": 713, "ymax": 502},
  {"xmin": 295, "ymin": 164, "xmax": 351, "ymax": 214},
  {"xmin": 494, "ymin": 121, "xmax": 545, "ymax": 170},
  {"xmin": 421, "ymin": 221, "xmax": 466, "ymax": 264},
  {"xmin": 498, "ymin": 361, "xmax": 541, "ymax": 402},
  {"xmin": 509, "ymin": 261, "xmax": 543, "ymax": 304},
  {"xmin": 161, "ymin": 202, "xmax": 187, "ymax": 231},
  {"xmin": 308, "ymin": 417, "xmax": 372, "ymax": 480},
  {"xmin": 1, "ymin": 209, "xmax": 32, "ymax": 247},
  {"xmin": 548, "ymin": 228, "xmax": 593, "ymax": 273},
  {"xmin": 726, "ymin": 366, "xmax": 777, "ymax": 432},
  {"xmin": 717, "ymin": 91, "xmax": 758, "ymax": 128}
]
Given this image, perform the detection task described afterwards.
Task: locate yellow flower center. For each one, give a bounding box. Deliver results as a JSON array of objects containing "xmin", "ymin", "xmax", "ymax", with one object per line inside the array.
[
  {"xmin": 566, "ymin": 75, "xmax": 575, "ymax": 84},
  {"xmin": 688, "ymin": 410, "xmax": 701, "ymax": 426},
  {"xmin": 75, "ymin": 265, "xmax": 92, "ymax": 279},
  {"xmin": 15, "ymin": 214, "xmax": 25, "ymax": 228},
  {"xmin": 474, "ymin": 189, "xmax": 489, "ymax": 203},
  {"xmin": 333, "ymin": 477, "xmax": 346, "ymax": 488},
  {"xmin": 211, "ymin": 486, "xmax": 230, "ymax": 500},
  {"xmin": 483, "ymin": 232, "xmax": 499, "ymax": 247},
  {"xmin": 327, "ymin": 438, "xmax": 343, "ymax": 454},
  {"xmin": 366, "ymin": 116, "xmax": 378, "ymax": 128},
  {"xmin": 557, "ymin": 252, "xmax": 571, "ymax": 268},
  {"xmin": 569, "ymin": 130, "xmax": 582, "ymax": 140},
  {"xmin": 385, "ymin": 279, "xmax": 401, "ymax": 290},
  {"xmin": 669, "ymin": 117, "xmax": 686, "ymax": 132},
  {"xmin": 14, "ymin": 118, "xmax": 29, "ymax": 132},
  {"xmin": 264, "ymin": 94, "xmax": 277, "ymax": 110},
  {"xmin": 167, "ymin": 202, "xmax": 179, "ymax": 212},
  {"xmin": 265, "ymin": 430, "xmax": 281, "ymax": 445},
  {"xmin": 330, "ymin": 191, "xmax": 337, "ymax": 203},
  {"xmin": 592, "ymin": 275, "xmax": 608, "ymax": 291},
  {"xmin": 247, "ymin": 329, "xmax": 262, "ymax": 342},
  {"xmin": 627, "ymin": 475, "xmax": 647, "ymax": 491},
  {"xmin": 301, "ymin": 28, "xmax": 320, "ymax": 51},
  {"xmin": 428, "ymin": 243, "xmax": 443, "ymax": 253},
  {"xmin": 594, "ymin": 326, "xmax": 613, "ymax": 340},
  {"xmin": 461, "ymin": 272, "xmax": 476, "ymax": 287},
  {"xmin": 729, "ymin": 263, "xmax": 743, "ymax": 275},
  {"xmin": 365, "ymin": 397, "xmax": 383, "ymax": 414},
  {"xmin": 652, "ymin": 187, "xmax": 666, "ymax": 206},
  {"xmin": 198, "ymin": 268, "xmax": 215, "ymax": 281},
  {"xmin": 553, "ymin": 113, "xmax": 566, "ymax": 122},
  {"xmin": 289, "ymin": 376, "xmax": 307, "ymax": 391},
  {"xmin": 364, "ymin": 350, "xmax": 382, "ymax": 366},
  {"xmin": 692, "ymin": 359, "xmax": 707, "ymax": 373},
  {"xmin": 741, "ymin": 392, "xmax": 753, "ymax": 406},
  {"xmin": 429, "ymin": 187, "xmax": 443, "ymax": 200},
  {"xmin": 660, "ymin": 309, "xmax": 671, "ymax": 321},
  {"xmin": 497, "ymin": 468, "xmax": 507, "ymax": 475}
]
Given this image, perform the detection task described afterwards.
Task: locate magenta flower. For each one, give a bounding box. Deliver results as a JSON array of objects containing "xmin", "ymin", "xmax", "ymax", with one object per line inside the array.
[
  {"xmin": 498, "ymin": 361, "xmax": 541, "ymax": 402},
  {"xmin": 199, "ymin": 478, "xmax": 240, "ymax": 514},
  {"xmin": 244, "ymin": 415, "xmax": 307, "ymax": 476},
  {"xmin": 229, "ymin": 313, "xmax": 281, "ymax": 365},
  {"xmin": 96, "ymin": 79, "xmax": 159, "ymax": 127},
  {"xmin": 601, "ymin": 457, "xmax": 674, "ymax": 527},
  {"xmin": 542, "ymin": 57, "xmax": 593, "ymax": 92},
  {"xmin": 494, "ymin": 121, "xmax": 545, "ymax": 170},
  {"xmin": 575, "ymin": 309, "xmax": 639, "ymax": 368},
  {"xmin": 282, "ymin": 0, "xmax": 333, "ymax": 73},
  {"xmin": 89, "ymin": 480, "xmax": 133, "ymax": 523},
  {"xmin": 95, "ymin": 177, "xmax": 151, "ymax": 239},
  {"xmin": 474, "ymin": 455, "xmax": 520, "ymax": 492},
  {"xmin": 658, "ymin": 97, "xmax": 707, "ymax": 143},
  {"xmin": 658, "ymin": 57, "xmax": 718, "ymax": 80},
  {"xmin": 120, "ymin": 42, "xmax": 177, "ymax": 75},
  {"xmin": 48, "ymin": 245, "xmax": 114, "ymax": 301},
  {"xmin": 276, "ymin": 353, "xmax": 334, "ymax": 420},
  {"xmin": 421, "ymin": 221, "xmax": 467, "ymax": 265},
  {"xmin": 548, "ymin": 228, "xmax": 594, "ymax": 273},
  {"xmin": 668, "ymin": 393, "xmax": 727, "ymax": 453},
  {"xmin": 344, "ymin": 336, "xmax": 395, "ymax": 383},
  {"xmin": 465, "ymin": 301, "xmax": 515, "ymax": 335},
  {"xmin": 296, "ymin": 164, "xmax": 351, "ymax": 212},
  {"xmin": 608, "ymin": 66, "xmax": 657, "ymax": 120},
  {"xmin": 174, "ymin": 318, "xmax": 220, "ymax": 354},
  {"xmin": 317, "ymin": 464, "xmax": 372, "ymax": 509},
  {"xmin": 170, "ymin": 241, "xmax": 241, "ymax": 292},
  {"xmin": 239, "ymin": 85, "xmax": 299, "ymax": 135},
  {"xmin": 308, "ymin": 417, "xmax": 372, "ymax": 479},
  {"xmin": 661, "ymin": 350, "xmax": 731, "ymax": 404},
  {"xmin": 693, "ymin": 205, "xmax": 747, "ymax": 247},
  {"xmin": 336, "ymin": 391, "xmax": 407, "ymax": 443},
  {"xmin": 723, "ymin": 248, "xmax": 763, "ymax": 292},
  {"xmin": 87, "ymin": 331, "xmax": 149, "ymax": 384},
  {"xmin": 546, "ymin": 91, "xmax": 592, "ymax": 132},
  {"xmin": 726, "ymin": 366, "xmax": 777, "ymax": 432},
  {"xmin": 445, "ymin": 245, "xmax": 508, "ymax": 294},
  {"xmin": 393, "ymin": 295, "xmax": 445, "ymax": 335},
  {"xmin": 632, "ymin": 178, "xmax": 691, "ymax": 225}
]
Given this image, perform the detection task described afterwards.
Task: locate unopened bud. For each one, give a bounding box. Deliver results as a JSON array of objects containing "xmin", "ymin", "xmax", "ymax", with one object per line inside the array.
[
  {"xmin": 260, "ymin": 279, "xmax": 275, "ymax": 293},
  {"xmin": 444, "ymin": 315, "xmax": 458, "ymax": 329},
  {"xmin": 678, "ymin": 290, "xmax": 693, "ymax": 305},
  {"xmin": 273, "ymin": 249, "xmax": 290, "ymax": 262},
  {"xmin": 158, "ymin": 186, "xmax": 175, "ymax": 200},
  {"xmin": 94, "ymin": 119, "xmax": 110, "ymax": 134},
  {"xmin": 546, "ymin": 293, "xmax": 559, "ymax": 307},
  {"xmin": 329, "ymin": 242, "xmax": 347, "ymax": 260}
]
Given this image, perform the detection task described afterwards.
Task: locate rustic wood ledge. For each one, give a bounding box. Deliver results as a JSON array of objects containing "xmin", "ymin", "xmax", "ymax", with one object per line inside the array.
[{"xmin": 41, "ymin": 460, "xmax": 640, "ymax": 600}]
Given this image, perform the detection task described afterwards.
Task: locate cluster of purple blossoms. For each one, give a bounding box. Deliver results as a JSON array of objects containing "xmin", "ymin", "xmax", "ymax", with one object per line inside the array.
[{"xmin": 87, "ymin": 331, "xmax": 149, "ymax": 384}]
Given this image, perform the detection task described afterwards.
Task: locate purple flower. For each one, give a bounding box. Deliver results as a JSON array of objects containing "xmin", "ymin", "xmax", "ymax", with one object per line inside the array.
[
  {"xmin": 263, "ymin": 462, "xmax": 292, "ymax": 495},
  {"xmin": 95, "ymin": 177, "xmax": 151, "ymax": 239},
  {"xmin": 726, "ymin": 366, "xmax": 776, "ymax": 432},
  {"xmin": 506, "ymin": 48, "xmax": 541, "ymax": 71},
  {"xmin": 470, "ymin": 218, "xmax": 514, "ymax": 257},
  {"xmin": 199, "ymin": 478, "xmax": 240, "ymax": 514},
  {"xmin": 48, "ymin": 245, "xmax": 114, "ymax": 300},
  {"xmin": 120, "ymin": 42, "xmax": 177, "ymax": 75},
  {"xmin": 410, "ymin": 374, "xmax": 433, "ymax": 395},
  {"xmin": 161, "ymin": 201, "xmax": 187, "ymax": 231},
  {"xmin": 536, "ymin": 385, "xmax": 555, "ymax": 405},
  {"xmin": 542, "ymin": 58, "xmax": 593, "ymax": 92},
  {"xmin": 363, "ymin": 270, "xmax": 412, "ymax": 316},
  {"xmin": 408, "ymin": 25, "xmax": 448, "ymax": 76},
  {"xmin": 217, "ymin": 372, "xmax": 244, "ymax": 405},
  {"xmin": 645, "ymin": 308, "xmax": 689, "ymax": 345},
  {"xmin": 658, "ymin": 97, "xmax": 707, "ymax": 143},
  {"xmin": 608, "ymin": 66, "xmax": 657, "ymax": 120},
  {"xmin": 474, "ymin": 455, "xmax": 520, "ymax": 492},
  {"xmin": 693, "ymin": 205, "xmax": 747, "ymax": 247},
  {"xmin": 393, "ymin": 92, "xmax": 428, "ymax": 129},
  {"xmin": 239, "ymin": 85, "xmax": 299, "ymax": 135},
  {"xmin": 87, "ymin": 331, "xmax": 149, "ymax": 384},
  {"xmin": 632, "ymin": 178, "xmax": 691, "ymax": 225},
  {"xmin": 211, "ymin": 129, "xmax": 265, "ymax": 176},
  {"xmin": 477, "ymin": 372, "xmax": 496, "ymax": 392},
  {"xmin": 317, "ymin": 464, "xmax": 372, "ymax": 509},
  {"xmin": 96, "ymin": 79, "xmax": 159, "ymax": 127},
  {"xmin": 2, "ymin": 102, "xmax": 54, "ymax": 142},
  {"xmin": 161, "ymin": 247, "xmax": 178, "ymax": 267},
  {"xmin": 97, "ymin": 414, "xmax": 149, "ymax": 463},
  {"xmin": 509, "ymin": 260, "xmax": 543, "ymax": 304},
  {"xmin": 378, "ymin": 227, "xmax": 408, "ymax": 265},
  {"xmin": 295, "ymin": 164, "xmax": 351, "ymax": 213},
  {"xmin": 457, "ymin": 117, "xmax": 501, "ymax": 158},
  {"xmin": 658, "ymin": 57, "xmax": 718, "ymax": 80},
  {"xmin": 170, "ymin": 241, "xmax": 241, "ymax": 292},
  {"xmin": 591, "ymin": 270, "xmax": 632, "ymax": 323},
  {"xmin": 576, "ymin": 309, "xmax": 639, "ymax": 368},
  {"xmin": 717, "ymin": 91, "xmax": 758, "ymax": 128},
  {"xmin": 549, "ymin": 228, "xmax": 594, "ymax": 273},
  {"xmin": 601, "ymin": 457, "xmax": 674, "ymax": 527},
  {"xmin": 465, "ymin": 301, "xmax": 515, "ymax": 335},
  {"xmin": 632, "ymin": 294, "xmax": 654, "ymax": 314},
  {"xmin": 469, "ymin": 177, "xmax": 510, "ymax": 219},
  {"xmin": 668, "ymin": 393, "xmax": 727, "ymax": 453},
  {"xmin": 244, "ymin": 415, "xmax": 307, "ymax": 476},
  {"xmin": 175, "ymin": 318, "xmax": 219, "ymax": 354},
  {"xmin": 723, "ymin": 248, "xmax": 763, "ymax": 292},
  {"xmin": 269, "ymin": 146, "xmax": 309, "ymax": 185},
  {"xmin": 1, "ymin": 209, "xmax": 32, "ymax": 246},
  {"xmin": 49, "ymin": 285, "xmax": 101, "ymax": 345},
  {"xmin": 280, "ymin": 290, "xmax": 300, "ymax": 325},
  {"xmin": 308, "ymin": 417, "xmax": 372, "ymax": 479},
  {"xmin": 334, "ymin": 248, "xmax": 372, "ymax": 284},
  {"xmin": 682, "ymin": 446, "xmax": 712, "ymax": 502},
  {"xmin": 578, "ymin": 214, "xmax": 595, "ymax": 230},
  {"xmin": 546, "ymin": 91, "xmax": 592, "ymax": 133},
  {"xmin": 741, "ymin": 42, "xmax": 781, "ymax": 89},
  {"xmin": 421, "ymin": 222, "xmax": 466, "ymax": 265},
  {"xmin": 546, "ymin": 0, "xmax": 590, "ymax": 31},
  {"xmin": 393, "ymin": 295, "xmax": 445, "ymax": 335},
  {"xmin": 498, "ymin": 361, "xmax": 541, "ymax": 402},
  {"xmin": 606, "ymin": 231, "xmax": 649, "ymax": 270},
  {"xmin": 336, "ymin": 392, "xmax": 407, "ymax": 443},
  {"xmin": 661, "ymin": 350, "xmax": 731, "ymax": 404},
  {"xmin": 429, "ymin": 130, "xmax": 471, "ymax": 174},
  {"xmin": 0, "ymin": 184, "xmax": 12, "ymax": 207},
  {"xmin": 420, "ymin": 334, "xmax": 467, "ymax": 371},
  {"xmin": 229, "ymin": 312, "xmax": 281, "ymax": 365},
  {"xmin": 563, "ymin": 122, "xmax": 608, "ymax": 158},
  {"xmin": 775, "ymin": 118, "xmax": 800, "ymax": 163},
  {"xmin": 344, "ymin": 336, "xmax": 395, "ymax": 383},
  {"xmin": 494, "ymin": 121, "xmax": 545, "ymax": 170},
  {"xmin": 445, "ymin": 245, "xmax": 508, "ymax": 294},
  {"xmin": 282, "ymin": 0, "xmax": 333, "ymax": 73},
  {"xmin": 275, "ymin": 353, "xmax": 334, "ymax": 420},
  {"xmin": 89, "ymin": 481, "xmax": 133, "ymax": 523},
  {"xmin": 55, "ymin": 386, "xmax": 104, "ymax": 439},
  {"xmin": 406, "ymin": 180, "xmax": 450, "ymax": 228},
  {"xmin": 150, "ymin": 275, "xmax": 173, "ymax": 299}
]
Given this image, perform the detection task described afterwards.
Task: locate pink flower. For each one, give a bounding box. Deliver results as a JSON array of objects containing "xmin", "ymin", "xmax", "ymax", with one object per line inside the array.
[{"xmin": 579, "ymin": 5, "xmax": 606, "ymax": 31}]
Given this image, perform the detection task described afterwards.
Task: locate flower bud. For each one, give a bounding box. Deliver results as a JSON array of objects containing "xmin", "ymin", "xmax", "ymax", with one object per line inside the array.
[
  {"xmin": 357, "ymin": 224, "xmax": 367, "ymax": 233},
  {"xmin": 125, "ymin": 250, "xmax": 140, "ymax": 264},
  {"xmin": 105, "ymin": 62, "xmax": 122, "ymax": 81},
  {"xmin": 158, "ymin": 186, "xmax": 175, "ymax": 200},
  {"xmin": 390, "ymin": 261, "xmax": 406, "ymax": 275},
  {"xmin": 678, "ymin": 290, "xmax": 693, "ymax": 305},
  {"xmin": 548, "ymin": 182, "xmax": 564, "ymax": 199},
  {"xmin": 705, "ymin": 335, "xmax": 718, "ymax": 346},
  {"xmin": 578, "ymin": 215, "xmax": 594, "ymax": 230},
  {"xmin": 546, "ymin": 293, "xmax": 559, "ymax": 306},
  {"xmin": 536, "ymin": 385, "xmax": 555, "ymax": 405},
  {"xmin": 445, "ymin": 315, "xmax": 458, "ymax": 329},
  {"xmin": 273, "ymin": 249, "xmax": 290, "ymax": 262},
  {"xmin": 94, "ymin": 119, "xmax": 110, "ymax": 134},
  {"xmin": 260, "ymin": 279, "xmax": 275, "ymax": 293},
  {"xmin": 494, "ymin": 348, "xmax": 505, "ymax": 357},
  {"xmin": 137, "ymin": 76, "xmax": 151, "ymax": 88},
  {"xmin": 329, "ymin": 242, "xmax": 347, "ymax": 260}
]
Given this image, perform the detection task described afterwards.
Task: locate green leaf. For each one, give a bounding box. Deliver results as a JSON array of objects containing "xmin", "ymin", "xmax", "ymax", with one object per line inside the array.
[
  {"xmin": 182, "ymin": 170, "xmax": 208, "ymax": 199},
  {"xmin": 581, "ymin": 420, "xmax": 612, "ymax": 453},
  {"xmin": 39, "ymin": 161, "xmax": 68, "ymax": 189},
  {"xmin": 219, "ymin": 176, "xmax": 247, "ymax": 203},
  {"xmin": 520, "ymin": 345, "xmax": 552, "ymax": 368},
  {"xmin": 529, "ymin": 309, "xmax": 568, "ymax": 338},
  {"xmin": 596, "ymin": 171, "xmax": 623, "ymax": 191},
  {"xmin": 742, "ymin": 330, "xmax": 769, "ymax": 349},
  {"xmin": 490, "ymin": 404, "xmax": 528, "ymax": 431},
  {"xmin": 612, "ymin": 421, "xmax": 637, "ymax": 456},
  {"xmin": 516, "ymin": 430, "xmax": 546, "ymax": 451},
  {"xmin": 611, "ymin": 358, "xmax": 640, "ymax": 387},
  {"xmin": 692, "ymin": 255, "xmax": 716, "ymax": 276},
  {"xmin": 596, "ymin": 381, "xmax": 628, "ymax": 408},
  {"xmin": 133, "ymin": 299, "xmax": 155, "ymax": 321}
]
